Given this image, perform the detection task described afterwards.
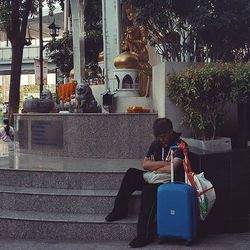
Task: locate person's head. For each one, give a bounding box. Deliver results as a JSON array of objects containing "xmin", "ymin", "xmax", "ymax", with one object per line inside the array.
[
  {"xmin": 3, "ymin": 119, "xmax": 10, "ymax": 136},
  {"xmin": 3, "ymin": 119, "xmax": 9, "ymax": 126},
  {"xmin": 153, "ymin": 118, "xmax": 174, "ymax": 146}
]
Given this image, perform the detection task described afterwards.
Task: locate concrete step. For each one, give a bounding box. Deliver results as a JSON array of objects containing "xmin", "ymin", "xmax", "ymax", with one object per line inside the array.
[
  {"xmin": 0, "ymin": 158, "xmax": 144, "ymax": 190},
  {"xmin": 0, "ymin": 169, "xmax": 126, "ymax": 190},
  {"xmin": 0, "ymin": 209, "xmax": 137, "ymax": 241},
  {"xmin": 0, "ymin": 157, "xmax": 143, "ymax": 242},
  {"xmin": 0, "ymin": 185, "xmax": 140, "ymax": 215}
]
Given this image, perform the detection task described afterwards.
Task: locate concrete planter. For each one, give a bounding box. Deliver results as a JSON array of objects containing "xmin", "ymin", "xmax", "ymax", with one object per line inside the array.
[
  {"xmin": 182, "ymin": 137, "xmax": 232, "ymax": 153},
  {"xmin": 189, "ymin": 148, "xmax": 250, "ymax": 233}
]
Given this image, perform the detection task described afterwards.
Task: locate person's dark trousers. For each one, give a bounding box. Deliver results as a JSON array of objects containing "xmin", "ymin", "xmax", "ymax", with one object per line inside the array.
[
  {"xmin": 111, "ymin": 168, "xmax": 161, "ymax": 240},
  {"xmin": 112, "ymin": 168, "xmax": 146, "ymax": 216},
  {"xmin": 137, "ymin": 183, "xmax": 161, "ymax": 240}
]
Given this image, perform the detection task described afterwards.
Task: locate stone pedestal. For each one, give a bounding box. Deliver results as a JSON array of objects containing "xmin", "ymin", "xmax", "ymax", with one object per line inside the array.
[{"xmin": 14, "ymin": 113, "xmax": 157, "ymax": 159}]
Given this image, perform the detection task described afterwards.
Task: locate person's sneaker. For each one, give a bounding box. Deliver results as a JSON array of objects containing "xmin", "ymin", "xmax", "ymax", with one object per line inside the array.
[
  {"xmin": 129, "ymin": 237, "xmax": 153, "ymax": 248},
  {"xmin": 105, "ymin": 212, "xmax": 127, "ymax": 222}
]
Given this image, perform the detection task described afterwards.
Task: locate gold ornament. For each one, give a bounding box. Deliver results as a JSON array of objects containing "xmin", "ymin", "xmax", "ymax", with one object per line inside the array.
[{"xmin": 114, "ymin": 51, "xmax": 138, "ymax": 69}]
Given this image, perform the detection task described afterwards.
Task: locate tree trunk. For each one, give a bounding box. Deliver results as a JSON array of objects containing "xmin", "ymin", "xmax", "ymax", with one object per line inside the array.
[
  {"xmin": 7, "ymin": 0, "xmax": 32, "ymax": 126},
  {"xmin": 8, "ymin": 43, "xmax": 24, "ymax": 126}
]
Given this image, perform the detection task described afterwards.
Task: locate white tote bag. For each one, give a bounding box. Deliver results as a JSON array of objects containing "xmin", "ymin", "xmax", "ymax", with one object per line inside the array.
[
  {"xmin": 178, "ymin": 141, "xmax": 216, "ymax": 221},
  {"xmin": 187, "ymin": 172, "xmax": 216, "ymax": 221}
]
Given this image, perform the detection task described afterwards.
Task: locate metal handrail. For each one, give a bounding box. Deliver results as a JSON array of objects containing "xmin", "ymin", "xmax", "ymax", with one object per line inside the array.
[{"xmin": 0, "ymin": 46, "xmax": 48, "ymax": 61}]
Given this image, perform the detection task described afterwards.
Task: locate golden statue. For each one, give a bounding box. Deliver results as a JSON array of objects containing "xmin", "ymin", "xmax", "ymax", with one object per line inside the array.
[{"xmin": 121, "ymin": 4, "xmax": 152, "ymax": 97}]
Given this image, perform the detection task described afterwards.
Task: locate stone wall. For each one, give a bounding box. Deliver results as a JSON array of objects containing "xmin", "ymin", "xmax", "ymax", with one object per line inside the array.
[{"xmin": 14, "ymin": 113, "xmax": 157, "ymax": 159}]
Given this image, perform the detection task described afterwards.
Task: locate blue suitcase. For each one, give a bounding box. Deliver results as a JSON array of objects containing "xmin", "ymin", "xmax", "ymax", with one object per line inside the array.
[{"xmin": 157, "ymin": 146, "xmax": 198, "ymax": 245}]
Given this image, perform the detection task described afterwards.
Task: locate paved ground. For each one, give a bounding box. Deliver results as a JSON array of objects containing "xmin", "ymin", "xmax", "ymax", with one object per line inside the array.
[{"xmin": 0, "ymin": 232, "xmax": 250, "ymax": 250}]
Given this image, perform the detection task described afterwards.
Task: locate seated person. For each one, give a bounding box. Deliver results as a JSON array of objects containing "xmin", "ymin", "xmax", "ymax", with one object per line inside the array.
[{"xmin": 105, "ymin": 118, "xmax": 185, "ymax": 248}]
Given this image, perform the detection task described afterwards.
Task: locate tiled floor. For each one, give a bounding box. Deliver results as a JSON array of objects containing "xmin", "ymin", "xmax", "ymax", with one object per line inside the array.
[
  {"xmin": 0, "ymin": 141, "xmax": 142, "ymax": 172},
  {"xmin": 0, "ymin": 234, "xmax": 250, "ymax": 250}
]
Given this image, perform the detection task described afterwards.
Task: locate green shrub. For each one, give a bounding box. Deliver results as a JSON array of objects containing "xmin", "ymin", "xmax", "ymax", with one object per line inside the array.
[
  {"xmin": 231, "ymin": 62, "xmax": 250, "ymax": 104},
  {"xmin": 166, "ymin": 63, "xmax": 234, "ymax": 140}
]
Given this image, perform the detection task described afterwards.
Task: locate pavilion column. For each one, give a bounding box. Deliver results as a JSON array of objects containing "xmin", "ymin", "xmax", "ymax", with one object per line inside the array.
[
  {"xmin": 102, "ymin": 0, "xmax": 121, "ymax": 91},
  {"xmin": 70, "ymin": 0, "xmax": 86, "ymax": 84}
]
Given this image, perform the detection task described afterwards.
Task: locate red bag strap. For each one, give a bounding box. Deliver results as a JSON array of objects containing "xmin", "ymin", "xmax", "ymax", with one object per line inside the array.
[
  {"xmin": 177, "ymin": 141, "xmax": 200, "ymax": 187},
  {"xmin": 198, "ymin": 186, "xmax": 214, "ymax": 197},
  {"xmin": 177, "ymin": 141, "xmax": 192, "ymax": 174}
]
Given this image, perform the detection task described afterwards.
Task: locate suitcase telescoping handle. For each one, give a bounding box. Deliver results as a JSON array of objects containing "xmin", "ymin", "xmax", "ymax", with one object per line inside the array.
[
  {"xmin": 170, "ymin": 145, "xmax": 178, "ymax": 183},
  {"xmin": 170, "ymin": 144, "xmax": 189, "ymax": 184}
]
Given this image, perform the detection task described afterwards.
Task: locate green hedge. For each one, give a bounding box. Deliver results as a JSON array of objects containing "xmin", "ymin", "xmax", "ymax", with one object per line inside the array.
[{"xmin": 167, "ymin": 63, "xmax": 250, "ymax": 140}]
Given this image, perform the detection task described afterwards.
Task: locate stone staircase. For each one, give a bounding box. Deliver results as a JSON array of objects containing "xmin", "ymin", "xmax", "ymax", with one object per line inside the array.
[{"xmin": 0, "ymin": 165, "xmax": 141, "ymax": 241}]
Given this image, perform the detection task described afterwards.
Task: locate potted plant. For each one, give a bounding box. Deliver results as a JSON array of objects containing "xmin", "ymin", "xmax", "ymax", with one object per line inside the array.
[{"xmin": 166, "ymin": 63, "xmax": 234, "ymax": 152}]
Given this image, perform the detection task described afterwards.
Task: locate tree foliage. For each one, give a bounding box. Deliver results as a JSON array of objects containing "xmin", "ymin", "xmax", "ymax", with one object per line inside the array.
[
  {"xmin": 192, "ymin": 0, "xmax": 250, "ymax": 62},
  {"xmin": 46, "ymin": 32, "xmax": 73, "ymax": 78},
  {"xmin": 0, "ymin": 0, "xmax": 63, "ymax": 124},
  {"xmin": 122, "ymin": 0, "xmax": 250, "ymax": 62},
  {"xmin": 84, "ymin": 0, "xmax": 103, "ymax": 70},
  {"xmin": 46, "ymin": 0, "xmax": 103, "ymax": 78}
]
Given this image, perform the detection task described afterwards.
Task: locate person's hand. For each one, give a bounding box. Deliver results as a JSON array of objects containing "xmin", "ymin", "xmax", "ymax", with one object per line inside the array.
[
  {"xmin": 155, "ymin": 167, "xmax": 165, "ymax": 173},
  {"xmin": 155, "ymin": 161, "xmax": 169, "ymax": 173}
]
